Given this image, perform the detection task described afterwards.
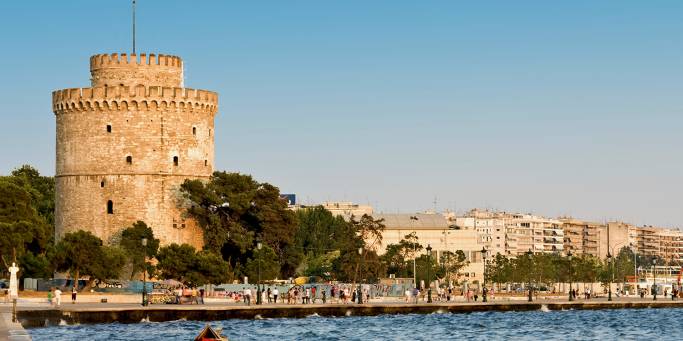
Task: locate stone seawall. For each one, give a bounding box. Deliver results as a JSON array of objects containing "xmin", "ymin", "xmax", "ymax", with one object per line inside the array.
[{"xmin": 17, "ymin": 300, "xmax": 683, "ymax": 329}]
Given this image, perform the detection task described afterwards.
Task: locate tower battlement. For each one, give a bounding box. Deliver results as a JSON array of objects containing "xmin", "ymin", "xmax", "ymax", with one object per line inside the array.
[
  {"xmin": 90, "ymin": 53, "xmax": 183, "ymax": 69},
  {"xmin": 52, "ymin": 85, "xmax": 218, "ymax": 114},
  {"xmin": 89, "ymin": 52, "xmax": 184, "ymax": 87}
]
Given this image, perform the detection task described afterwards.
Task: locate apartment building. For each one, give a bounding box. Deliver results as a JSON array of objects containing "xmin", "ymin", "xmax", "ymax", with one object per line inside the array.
[
  {"xmin": 450, "ymin": 209, "xmax": 506, "ymax": 257},
  {"xmin": 560, "ymin": 218, "xmax": 604, "ymax": 258},
  {"xmin": 506, "ymin": 213, "xmax": 564, "ymax": 256}
]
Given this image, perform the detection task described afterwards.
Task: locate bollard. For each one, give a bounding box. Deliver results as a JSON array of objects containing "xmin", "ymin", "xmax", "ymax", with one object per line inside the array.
[{"xmin": 12, "ymin": 298, "xmax": 17, "ymax": 323}]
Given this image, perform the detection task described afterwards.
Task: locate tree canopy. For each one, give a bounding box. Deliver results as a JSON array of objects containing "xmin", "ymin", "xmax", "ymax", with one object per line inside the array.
[
  {"xmin": 119, "ymin": 221, "xmax": 160, "ymax": 279},
  {"xmin": 180, "ymin": 172, "xmax": 301, "ymax": 278}
]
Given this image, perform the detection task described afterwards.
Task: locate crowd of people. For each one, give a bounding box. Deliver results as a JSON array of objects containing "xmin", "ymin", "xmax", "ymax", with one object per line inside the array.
[{"xmin": 218, "ymin": 284, "xmax": 382, "ymax": 306}]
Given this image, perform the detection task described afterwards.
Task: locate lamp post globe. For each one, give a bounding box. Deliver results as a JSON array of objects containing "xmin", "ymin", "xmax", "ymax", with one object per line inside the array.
[
  {"xmin": 426, "ymin": 244, "xmax": 433, "ymax": 303},
  {"xmin": 567, "ymin": 251, "xmax": 573, "ymax": 302},
  {"xmin": 141, "ymin": 238, "xmax": 148, "ymax": 306},
  {"xmin": 481, "ymin": 247, "xmax": 488, "ymax": 303}
]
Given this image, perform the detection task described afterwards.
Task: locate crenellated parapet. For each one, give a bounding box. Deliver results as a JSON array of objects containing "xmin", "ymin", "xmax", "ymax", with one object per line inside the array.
[
  {"xmin": 52, "ymin": 85, "xmax": 218, "ymax": 115},
  {"xmin": 90, "ymin": 53, "xmax": 184, "ymax": 87}
]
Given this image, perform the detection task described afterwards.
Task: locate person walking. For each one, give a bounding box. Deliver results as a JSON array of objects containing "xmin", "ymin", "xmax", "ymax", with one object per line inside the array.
[
  {"xmin": 244, "ymin": 287, "xmax": 252, "ymax": 306},
  {"xmin": 71, "ymin": 287, "xmax": 77, "ymax": 304},
  {"xmin": 322, "ymin": 289, "xmax": 327, "ymax": 304},
  {"xmin": 273, "ymin": 287, "xmax": 279, "ymax": 304},
  {"xmin": 311, "ymin": 286, "xmax": 317, "ymax": 304},
  {"xmin": 267, "ymin": 287, "xmax": 272, "ymax": 304},
  {"xmin": 47, "ymin": 288, "xmax": 53, "ymax": 306},
  {"xmin": 191, "ymin": 288, "xmax": 198, "ymax": 304},
  {"xmin": 54, "ymin": 287, "xmax": 62, "ymax": 307}
]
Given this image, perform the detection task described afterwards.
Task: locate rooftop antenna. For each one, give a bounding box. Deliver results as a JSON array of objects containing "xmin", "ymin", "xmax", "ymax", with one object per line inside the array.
[{"xmin": 132, "ymin": 0, "xmax": 136, "ymax": 54}]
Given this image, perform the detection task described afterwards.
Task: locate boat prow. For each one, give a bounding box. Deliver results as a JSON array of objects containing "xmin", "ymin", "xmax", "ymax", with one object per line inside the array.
[{"xmin": 194, "ymin": 324, "xmax": 228, "ymax": 341}]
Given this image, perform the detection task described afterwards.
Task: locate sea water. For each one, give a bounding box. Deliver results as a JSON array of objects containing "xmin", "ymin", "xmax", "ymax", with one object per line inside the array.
[{"xmin": 29, "ymin": 307, "xmax": 680, "ymax": 340}]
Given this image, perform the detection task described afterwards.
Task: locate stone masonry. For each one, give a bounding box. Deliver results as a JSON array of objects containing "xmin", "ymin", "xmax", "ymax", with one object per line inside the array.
[{"xmin": 52, "ymin": 53, "xmax": 218, "ymax": 248}]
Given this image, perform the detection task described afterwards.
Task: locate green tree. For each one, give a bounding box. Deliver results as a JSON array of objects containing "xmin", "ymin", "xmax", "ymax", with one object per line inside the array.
[
  {"xmin": 188, "ymin": 250, "xmax": 232, "ymax": 286},
  {"xmin": 0, "ymin": 178, "xmax": 50, "ymax": 268},
  {"xmin": 10, "ymin": 165, "xmax": 55, "ymax": 228},
  {"xmin": 180, "ymin": 171, "xmax": 301, "ymax": 278},
  {"xmin": 300, "ymin": 251, "xmax": 341, "ymax": 279},
  {"xmin": 350, "ymin": 214, "xmax": 386, "ymax": 251},
  {"xmin": 244, "ymin": 245, "xmax": 281, "ymax": 282},
  {"xmin": 119, "ymin": 221, "xmax": 160, "ymax": 279},
  {"xmin": 381, "ymin": 232, "xmax": 423, "ymax": 279},
  {"xmin": 52, "ymin": 230, "xmax": 125, "ymax": 290},
  {"xmin": 155, "ymin": 243, "xmax": 197, "ymax": 284},
  {"xmin": 415, "ymin": 254, "xmax": 440, "ymax": 287},
  {"xmin": 156, "ymin": 243, "xmax": 231, "ymax": 286},
  {"xmin": 440, "ymin": 250, "xmax": 469, "ymax": 284},
  {"xmin": 613, "ymin": 246, "xmax": 635, "ymax": 284}
]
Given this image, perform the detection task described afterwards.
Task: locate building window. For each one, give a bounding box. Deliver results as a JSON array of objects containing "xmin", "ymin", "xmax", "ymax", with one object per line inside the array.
[
  {"xmin": 107, "ymin": 200, "xmax": 113, "ymax": 214},
  {"xmin": 192, "ymin": 127, "xmax": 196, "ymax": 136},
  {"xmin": 173, "ymin": 156, "xmax": 179, "ymax": 166},
  {"xmin": 106, "ymin": 125, "xmax": 112, "ymax": 133},
  {"xmin": 126, "ymin": 156, "xmax": 132, "ymax": 164},
  {"xmin": 100, "ymin": 180, "xmax": 105, "ymax": 188},
  {"xmin": 209, "ymin": 129, "xmax": 211, "ymax": 136},
  {"xmin": 204, "ymin": 160, "xmax": 208, "ymax": 166}
]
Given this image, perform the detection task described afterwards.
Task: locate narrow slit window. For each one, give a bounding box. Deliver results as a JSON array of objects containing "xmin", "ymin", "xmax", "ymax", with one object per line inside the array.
[
  {"xmin": 106, "ymin": 125, "xmax": 112, "ymax": 133},
  {"xmin": 100, "ymin": 180, "xmax": 105, "ymax": 188},
  {"xmin": 173, "ymin": 156, "xmax": 179, "ymax": 166},
  {"xmin": 209, "ymin": 129, "xmax": 211, "ymax": 137},
  {"xmin": 107, "ymin": 200, "xmax": 114, "ymax": 214},
  {"xmin": 192, "ymin": 127, "xmax": 196, "ymax": 136},
  {"xmin": 204, "ymin": 160, "xmax": 208, "ymax": 166},
  {"xmin": 126, "ymin": 156, "xmax": 132, "ymax": 164}
]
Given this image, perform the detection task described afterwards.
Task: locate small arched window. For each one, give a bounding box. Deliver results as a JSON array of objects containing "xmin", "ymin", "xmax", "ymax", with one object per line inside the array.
[
  {"xmin": 100, "ymin": 180, "xmax": 105, "ymax": 188},
  {"xmin": 126, "ymin": 156, "xmax": 132, "ymax": 164},
  {"xmin": 106, "ymin": 125, "xmax": 112, "ymax": 133},
  {"xmin": 107, "ymin": 200, "xmax": 114, "ymax": 214},
  {"xmin": 173, "ymin": 156, "xmax": 179, "ymax": 166},
  {"xmin": 204, "ymin": 160, "xmax": 208, "ymax": 166},
  {"xmin": 192, "ymin": 127, "xmax": 197, "ymax": 136}
]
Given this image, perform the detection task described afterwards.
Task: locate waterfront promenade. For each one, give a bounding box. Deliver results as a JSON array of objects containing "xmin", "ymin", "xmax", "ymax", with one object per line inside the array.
[{"xmin": 7, "ymin": 295, "xmax": 683, "ymax": 333}]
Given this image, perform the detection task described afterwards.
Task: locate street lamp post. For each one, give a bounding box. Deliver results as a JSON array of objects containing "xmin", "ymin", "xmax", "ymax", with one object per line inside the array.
[
  {"xmin": 567, "ymin": 251, "xmax": 573, "ymax": 301},
  {"xmin": 653, "ymin": 258, "xmax": 657, "ymax": 301},
  {"xmin": 426, "ymin": 244, "xmax": 433, "ymax": 303},
  {"xmin": 526, "ymin": 249, "xmax": 533, "ymax": 302},
  {"xmin": 257, "ymin": 242, "xmax": 262, "ymax": 305},
  {"xmin": 481, "ymin": 247, "xmax": 488, "ymax": 303},
  {"xmin": 357, "ymin": 247, "xmax": 363, "ymax": 304},
  {"xmin": 607, "ymin": 252, "xmax": 613, "ymax": 301},
  {"xmin": 141, "ymin": 238, "xmax": 147, "ymax": 306}
]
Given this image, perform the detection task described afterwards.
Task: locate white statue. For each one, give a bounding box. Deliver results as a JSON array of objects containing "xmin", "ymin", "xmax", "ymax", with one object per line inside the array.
[{"xmin": 9, "ymin": 262, "xmax": 19, "ymax": 299}]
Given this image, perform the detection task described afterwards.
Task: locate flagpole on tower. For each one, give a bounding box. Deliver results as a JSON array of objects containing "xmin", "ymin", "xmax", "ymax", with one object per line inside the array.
[{"xmin": 132, "ymin": 0, "xmax": 136, "ymax": 54}]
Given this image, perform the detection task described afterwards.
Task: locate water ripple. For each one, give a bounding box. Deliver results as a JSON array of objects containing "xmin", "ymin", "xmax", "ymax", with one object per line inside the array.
[{"xmin": 29, "ymin": 308, "xmax": 683, "ymax": 340}]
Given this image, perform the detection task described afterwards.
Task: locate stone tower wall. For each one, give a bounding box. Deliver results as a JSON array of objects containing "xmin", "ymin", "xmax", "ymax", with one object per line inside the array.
[{"xmin": 53, "ymin": 53, "xmax": 218, "ymax": 248}]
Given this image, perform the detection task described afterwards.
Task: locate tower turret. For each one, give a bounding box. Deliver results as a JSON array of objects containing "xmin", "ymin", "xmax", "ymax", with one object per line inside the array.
[{"xmin": 89, "ymin": 53, "xmax": 184, "ymax": 87}]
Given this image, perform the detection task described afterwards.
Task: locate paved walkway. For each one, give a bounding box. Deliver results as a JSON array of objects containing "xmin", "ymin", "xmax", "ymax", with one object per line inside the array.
[{"xmin": 0, "ymin": 304, "xmax": 31, "ymax": 340}]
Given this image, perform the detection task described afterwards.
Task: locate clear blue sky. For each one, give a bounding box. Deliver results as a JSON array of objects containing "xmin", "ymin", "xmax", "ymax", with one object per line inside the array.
[{"xmin": 1, "ymin": 1, "xmax": 681, "ymax": 227}]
